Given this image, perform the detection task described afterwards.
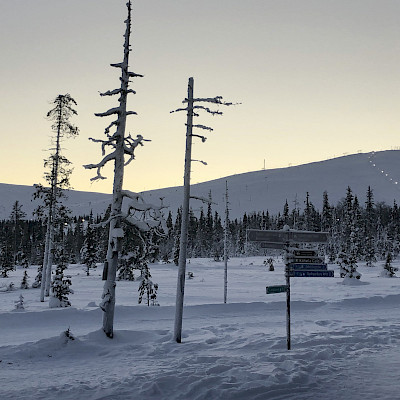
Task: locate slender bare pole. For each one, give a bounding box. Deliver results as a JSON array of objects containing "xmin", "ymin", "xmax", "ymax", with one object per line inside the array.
[
  {"xmin": 224, "ymin": 180, "xmax": 229, "ymax": 304},
  {"xmin": 174, "ymin": 77, "xmax": 194, "ymax": 343},
  {"xmin": 285, "ymin": 242, "xmax": 291, "ymax": 350}
]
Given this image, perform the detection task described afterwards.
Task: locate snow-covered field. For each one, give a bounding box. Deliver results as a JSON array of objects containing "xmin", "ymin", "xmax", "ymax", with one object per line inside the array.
[{"xmin": 1, "ymin": 257, "xmax": 400, "ymax": 400}]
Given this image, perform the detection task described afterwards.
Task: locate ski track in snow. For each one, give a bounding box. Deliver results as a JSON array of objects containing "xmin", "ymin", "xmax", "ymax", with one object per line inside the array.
[{"xmin": 1, "ymin": 259, "xmax": 400, "ymax": 399}]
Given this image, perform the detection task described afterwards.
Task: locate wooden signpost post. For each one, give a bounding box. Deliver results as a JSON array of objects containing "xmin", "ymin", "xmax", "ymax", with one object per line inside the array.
[{"xmin": 247, "ymin": 228, "xmax": 330, "ymax": 350}]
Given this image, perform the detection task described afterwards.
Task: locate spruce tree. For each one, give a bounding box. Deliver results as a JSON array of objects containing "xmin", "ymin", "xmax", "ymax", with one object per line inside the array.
[
  {"xmin": 0, "ymin": 238, "xmax": 14, "ymax": 278},
  {"xmin": 336, "ymin": 250, "xmax": 360, "ymax": 279},
  {"xmin": 20, "ymin": 270, "xmax": 29, "ymax": 289},
  {"xmin": 382, "ymin": 252, "xmax": 398, "ymax": 277},
  {"xmin": 138, "ymin": 264, "xmax": 159, "ymax": 306},
  {"xmin": 14, "ymin": 294, "xmax": 25, "ymax": 311},
  {"xmin": 9, "ymin": 201, "xmax": 26, "ymax": 265},
  {"xmin": 81, "ymin": 212, "xmax": 97, "ymax": 276},
  {"xmin": 364, "ymin": 186, "xmax": 376, "ymax": 267},
  {"xmin": 50, "ymin": 248, "xmax": 73, "ymax": 308}
]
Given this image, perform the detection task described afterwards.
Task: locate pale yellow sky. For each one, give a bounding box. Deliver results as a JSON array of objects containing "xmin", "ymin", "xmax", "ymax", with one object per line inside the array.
[{"xmin": 1, "ymin": 0, "xmax": 399, "ymax": 194}]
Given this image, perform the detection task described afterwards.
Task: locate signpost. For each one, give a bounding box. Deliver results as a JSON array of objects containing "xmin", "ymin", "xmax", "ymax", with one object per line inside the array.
[
  {"xmin": 247, "ymin": 228, "xmax": 330, "ymax": 350},
  {"xmin": 247, "ymin": 229, "xmax": 329, "ymax": 244}
]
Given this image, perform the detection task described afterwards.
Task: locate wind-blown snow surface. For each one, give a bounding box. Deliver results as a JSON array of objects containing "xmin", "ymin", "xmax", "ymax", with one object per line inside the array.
[
  {"xmin": 1, "ymin": 257, "xmax": 400, "ymax": 399},
  {"xmin": 2, "ymin": 150, "xmax": 400, "ymax": 219}
]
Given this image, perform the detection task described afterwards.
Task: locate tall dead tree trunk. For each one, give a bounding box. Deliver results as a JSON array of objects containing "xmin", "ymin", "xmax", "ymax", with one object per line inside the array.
[
  {"xmin": 38, "ymin": 94, "xmax": 78, "ymax": 302},
  {"xmin": 84, "ymin": 1, "xmax": 152, "ymax": 338},
  {"xmin": 171, "ymin": 79, "xmax": 236, "ymax": 343},
  {"xmin": 174, "ymin": 77, "xmax": 194, "ymax": 343}
]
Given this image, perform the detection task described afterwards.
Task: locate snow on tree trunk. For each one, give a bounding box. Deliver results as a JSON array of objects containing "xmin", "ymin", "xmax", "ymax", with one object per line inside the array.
[{"xmin": 84, "ymin": 1, "xmax": 164, "ymax": 338}]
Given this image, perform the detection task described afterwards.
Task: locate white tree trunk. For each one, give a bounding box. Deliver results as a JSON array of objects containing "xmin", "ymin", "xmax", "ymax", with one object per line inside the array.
[{"xmin": 101, "ymin": 2, "xmax": 131, "ymax": 338}]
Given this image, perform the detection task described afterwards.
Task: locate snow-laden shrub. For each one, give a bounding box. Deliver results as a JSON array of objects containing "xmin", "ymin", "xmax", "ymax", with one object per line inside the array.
[
  {"xmin": 336, "ymin": 251, "xmax": 361, "ymax": 279},
  {"xmin": 381, "ymin": 252, "xmax": 398, "ymax": 277}
]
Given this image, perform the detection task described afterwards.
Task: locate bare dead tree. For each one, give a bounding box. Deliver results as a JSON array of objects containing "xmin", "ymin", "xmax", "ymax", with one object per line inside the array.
[
  {"xmin": 35, "ymin": 94, "xmax": 78, "ymax": 302},
  {"xmin": 84, "ymin": 1, "xmax": 165, "ymax": 338},
  {"xmin": 172, "ymin": 77, "xmax": 236, "ymax": 343}
]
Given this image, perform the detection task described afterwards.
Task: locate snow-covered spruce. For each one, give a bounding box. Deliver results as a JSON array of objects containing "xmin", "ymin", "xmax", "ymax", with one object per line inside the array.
[
  {"xmin": 336, "ymin": 250, "xmax": 361, "ymax": 279},
  {"xmin": 49, "ymin": 250, "xmax": 73, "ymax": 308},
  {"xmin": 14, "ymin": 294, "xmax": 25, "ymax": 311},
  {"xmin": 381, "ymin": 252, "xmax": 398, "ymax": 277},
  {"xmin": 80, "ymin": 212, "xmax": 97, "ymax": 276},
  {"xmin": 20, "ymin": 270, "xmax": 29, "ymax": 289},
  {"xmin": 138, "ymin": 264, "xmax": 159, "ymax": 306}
]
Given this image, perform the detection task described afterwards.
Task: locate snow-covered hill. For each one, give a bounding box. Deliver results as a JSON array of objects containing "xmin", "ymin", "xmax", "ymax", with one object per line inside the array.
[{"xmin": 2, "ymin": 150, "xmax": 400, "ymax": 220}]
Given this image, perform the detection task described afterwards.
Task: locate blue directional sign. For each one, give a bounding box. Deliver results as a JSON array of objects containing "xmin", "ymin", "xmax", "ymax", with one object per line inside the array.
[
  {"xmin": 289, "ymin": 263, "xmax": 328, "ymax": 271},
  {"xmin": 289, "ymin": 270, "xmax": 334, "ymax": 277}
]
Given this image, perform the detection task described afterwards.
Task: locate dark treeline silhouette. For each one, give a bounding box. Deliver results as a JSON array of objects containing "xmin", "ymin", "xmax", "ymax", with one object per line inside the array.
[{"xmin": 1, "ymin": 186, "xmax": 399, "ymax": 278}]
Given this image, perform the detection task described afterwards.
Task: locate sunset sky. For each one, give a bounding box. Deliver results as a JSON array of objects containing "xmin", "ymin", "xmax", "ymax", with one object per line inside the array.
[{"xmin": 1, "ymin": 0, "xmax": 399, "ymax": 193}]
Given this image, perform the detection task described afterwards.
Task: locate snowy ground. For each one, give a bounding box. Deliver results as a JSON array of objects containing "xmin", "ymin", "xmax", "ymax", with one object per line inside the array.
[{"xmin": 1, "ymin": 257, "xmax": 400, "ymax": 399}]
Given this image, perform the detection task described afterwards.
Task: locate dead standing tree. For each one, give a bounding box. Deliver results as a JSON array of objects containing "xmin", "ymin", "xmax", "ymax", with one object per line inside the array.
[
  {"xmin": 84, "ymin": 1, "xmax": 165, "ymax": 338},
  {"xmin": 36, "ymin": 94, "xmax": 78, "ymax": 302},
  {"xmin": 171, "ymin": 77, "xmax": 235, "ymax": 343}
]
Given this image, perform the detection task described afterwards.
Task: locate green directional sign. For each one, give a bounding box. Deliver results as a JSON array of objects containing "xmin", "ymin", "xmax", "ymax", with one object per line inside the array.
[{"xmin": 266, "ymin": 285, "xmax": 288, "ymax": 294}]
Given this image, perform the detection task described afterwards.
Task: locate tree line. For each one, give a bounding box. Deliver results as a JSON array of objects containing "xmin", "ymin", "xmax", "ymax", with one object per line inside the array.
[{"xmin": 2, "ymin": 185, "xmax": 399, "ymax": 278}]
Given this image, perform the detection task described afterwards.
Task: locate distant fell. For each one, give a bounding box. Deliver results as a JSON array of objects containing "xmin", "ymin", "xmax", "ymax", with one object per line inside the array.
[{"xmin": 1, "ymin": 150, "xmax": 400, "ymax": 220}]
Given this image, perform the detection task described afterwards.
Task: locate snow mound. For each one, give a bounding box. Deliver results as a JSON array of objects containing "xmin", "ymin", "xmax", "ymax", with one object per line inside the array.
[{"xmin": 340, "ymin": 277, "xmax": 370, "ymax": 286}]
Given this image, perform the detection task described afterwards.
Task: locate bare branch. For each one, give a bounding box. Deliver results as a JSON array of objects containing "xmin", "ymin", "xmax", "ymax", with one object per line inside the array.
[
  {"xmin": 128, "ymin": 71, "xmax": 144, "ymax": 78},
  {"xmin": 191, "ymin": 134, "xmax": 207, "ymax": 142},
  {"xmin": 99, "ymin": 88, "xmax": 137, "ymax": 97},
  {"xmin": 170, "ymin": 107, "xmax": 188, "ymax": 114},
  {"xmin": 110, "ymin": 62, "xmax": 124, "ymax": 68},
  {"xmin": 192, "ymin": 124, "xmax": 213, "ymax": 131},
  {"xmin": 190, "ymin": 195, "xmax": 218, "ymax": 205},
  {"xmin": 193, "ymin": 105, "xmax": 223, "ymax": 115}
]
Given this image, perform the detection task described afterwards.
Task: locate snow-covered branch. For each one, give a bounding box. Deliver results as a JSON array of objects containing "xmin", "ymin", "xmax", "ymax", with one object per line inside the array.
[
  {"xmin": 95, "ymin": 107, "xmax": 121, "ymax": 118},
  {"xmin": 83, "ymin": 150, "xmax": 117, "ymax": 181},
  {"xmin": 123, "ymin": 134, "xmax": 151, "ymax": 166},
  {"xmin": 88, "ymin": 137, "xmax": 117, "ymax": 156}
]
